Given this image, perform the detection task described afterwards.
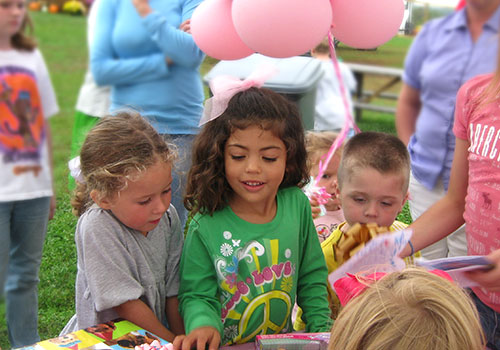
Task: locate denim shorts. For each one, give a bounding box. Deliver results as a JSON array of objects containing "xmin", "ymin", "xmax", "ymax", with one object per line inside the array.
[{"xmin": 470, "ymin": 290, "xmax": 500, "ymax": 350}]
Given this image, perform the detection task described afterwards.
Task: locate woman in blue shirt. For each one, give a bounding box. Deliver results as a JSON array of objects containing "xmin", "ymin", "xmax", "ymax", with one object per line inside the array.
[{"xmin": 395, "ymin": 0, "xmax": 500, "ymax": 259}]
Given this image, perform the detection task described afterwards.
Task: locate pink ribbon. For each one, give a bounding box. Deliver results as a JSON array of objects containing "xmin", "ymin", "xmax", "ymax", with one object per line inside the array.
[
  {"xmin": 314, "ymin": 32, "xmax": 361, "ymax": 186},
  {"xmin": 199, "ymin": 64, "xmax": 278, "ymax": 126},
  {"xmin": 334, "ymin": 270, "xmax": 453, "ymax": 306}
]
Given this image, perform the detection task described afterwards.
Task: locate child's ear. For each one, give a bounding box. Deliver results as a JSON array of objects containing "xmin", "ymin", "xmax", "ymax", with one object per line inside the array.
[
  {"xmin": 90, "ymin": 189, "xmax": 113, "ymax": 210},
  {"xmin": 402, "ymin": 191, "xmax": 410, "ymax": 205},
  {"xmin": 335, "ymin": 182, "xmax": 341, "ymax": 201}
]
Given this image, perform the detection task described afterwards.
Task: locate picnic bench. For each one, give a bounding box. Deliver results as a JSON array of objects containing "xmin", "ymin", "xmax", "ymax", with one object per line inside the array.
[{"xmin": 345, "ymin": 62, "xmax": 404, "ymax": 121}]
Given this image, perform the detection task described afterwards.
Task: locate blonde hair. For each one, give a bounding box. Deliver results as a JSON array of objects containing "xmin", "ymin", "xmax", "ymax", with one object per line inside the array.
[
  {"xmin": 305, "ymin": 131, "xmax": 341, "ymax": 172},
  {"xmin": 71, "ymin": 111, "xmax": 175, "ymax": 216},
  {"xmin": 329, "ymin": 268, "xmax": 485, "ymax": 350}
]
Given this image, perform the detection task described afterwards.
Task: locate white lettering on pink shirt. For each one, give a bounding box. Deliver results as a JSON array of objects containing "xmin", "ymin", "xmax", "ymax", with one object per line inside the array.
[{"xmin": 469, "ymin": 123, "xmax": 500, "ymax": 161}]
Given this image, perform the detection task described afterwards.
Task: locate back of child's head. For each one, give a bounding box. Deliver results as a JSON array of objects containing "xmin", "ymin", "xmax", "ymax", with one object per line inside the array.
[
  {"xmin": 329, "ymin": 268, "xmax": 485, "ymax": 350},
  {"xmin": 311, "ymin": 37, "xmax": 330, "ymax": 56},
  {"xmin": 305, "ymin": 130, "xmax": 341, "ymax": 171},
  {"xmin": 185, "ymin": 87, "xmax": 309, "ymax": 215},
  {"xmin": 71, "ymin": 111, "xmax": 174, "ymax": 216},
  {"xmin": 337, "ymin": 131, "xmax": 410, "ymax": 193},
  {"xmin": 12, "ymin": 11, "xmax": 36, "ymax": 51}
]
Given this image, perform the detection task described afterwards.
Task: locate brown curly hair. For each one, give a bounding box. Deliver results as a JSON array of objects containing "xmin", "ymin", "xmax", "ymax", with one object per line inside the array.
[
  {"xmin": 184, "ymin": 87, "xmax": 309, "ymax": 216},
  {"xmin": 71, "ymin": 111, "xmax": 175, "ymax": 216}
]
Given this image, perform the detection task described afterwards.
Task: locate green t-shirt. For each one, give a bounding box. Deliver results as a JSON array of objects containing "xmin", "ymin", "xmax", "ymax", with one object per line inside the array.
[{"xmin": 179, "ymin": 187, "xmax": 332, "ymax": 345}]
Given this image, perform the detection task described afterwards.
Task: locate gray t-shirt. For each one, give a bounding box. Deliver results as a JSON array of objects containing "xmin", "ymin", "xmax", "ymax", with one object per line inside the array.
[{"xmin": 64, "ymin": 204, "xmax": 183, "ymax": 332}]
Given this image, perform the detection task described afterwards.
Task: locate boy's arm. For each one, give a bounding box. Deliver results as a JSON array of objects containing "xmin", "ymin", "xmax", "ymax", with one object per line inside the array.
[
  {"xmin": 401, "ymin": 138, "xmax": 469, "ymax": 257},
  {"xmin": 166, "ymin": 296, "xmax": 185, "ymax": 335},
  {"xmin": 114, "ymin": 299, "xmax": 176, "ymax": 342}
]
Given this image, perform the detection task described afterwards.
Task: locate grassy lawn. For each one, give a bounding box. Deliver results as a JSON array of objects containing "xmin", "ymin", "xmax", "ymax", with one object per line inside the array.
[{"xmin": 0, "ymin": 12, "xmax": 413, "ymax": 349}]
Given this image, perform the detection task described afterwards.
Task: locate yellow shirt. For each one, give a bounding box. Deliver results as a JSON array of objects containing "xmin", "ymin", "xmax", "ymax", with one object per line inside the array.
[{"xmin": 294, "ymin": 220, "xmax": 418, "ymax": 330}]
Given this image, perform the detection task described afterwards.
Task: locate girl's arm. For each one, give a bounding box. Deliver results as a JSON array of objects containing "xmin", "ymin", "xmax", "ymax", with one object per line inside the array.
[
  {"xmin": 114, "ymin": 299, "xmax": 176, "ymax": 342},
  {"xmin": 466, "ymin": 249, "xmax": 500, "ymax": 292},
  {"xmin": 177, "ymin": 224, "xmax": 223, "ymax": 348},
  {"xmin": 297, "ymin": 201, "xmax": 333, "ymax": 332},
  {"xmin": 35, "ymin": 48, "xmax": 58, "ymax": 219},
  {"xmin": 46, "ymin": 124, "xmax": 56, "ymax": 219},
  {"xmin": 165, "ymin": 296, "xmax": 185, "ymax": 335},
  {"xmin": 132, "ymin": 0, "xmax": 205, "ymax": 68},
  {"xmin": 400, "ymin": 137, "xmax": 469, "ymax": 257},
  {"xmin": 173, "ymin": 326, "xmax": 220, "ymax": 350},
  {"xmin": 90, "ymin": 0, "xmax": 170, "ymax": 86}
]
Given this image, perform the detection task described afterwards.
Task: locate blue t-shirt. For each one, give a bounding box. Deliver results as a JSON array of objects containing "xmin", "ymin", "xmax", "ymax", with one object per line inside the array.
[{"xmin": 403, "ymin": 6, "xmax": 500, "ymax": 190}]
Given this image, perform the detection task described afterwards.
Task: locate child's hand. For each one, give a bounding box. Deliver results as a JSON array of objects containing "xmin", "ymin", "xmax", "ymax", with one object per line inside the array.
[
  {"xmin": 173, "ymin": 326, "xmax": 220, "ymax": 350},
  {"xmin": 49, "ymin": 195, "xmax": 56, "ymax": 220},
  {"xmin": 465, "ymin": 249, "xmax": 500, "ymax": 292},
  {"xmin": 324, "ymin": 181, "xmax": 341, "ymax": 211},
  {"xmin": 309, "ymin": 196, "xmax": 321, "ymax": 219}
]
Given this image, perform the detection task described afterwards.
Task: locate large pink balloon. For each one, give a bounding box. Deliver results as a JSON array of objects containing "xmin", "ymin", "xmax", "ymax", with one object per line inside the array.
[
  {"xmin": 331, "ymin": 0, "xmax": 405, "ymax": 49},
  {"xmin": 191, "ymin": 0, "xmax": 254, "ymax": 60},
  {"xmin": 232, "ymin": 0, "xmax": 332, "ymax": 58}
]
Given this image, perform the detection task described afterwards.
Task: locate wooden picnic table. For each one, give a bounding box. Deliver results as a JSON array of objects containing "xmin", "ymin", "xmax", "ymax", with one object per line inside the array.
[{"xmin": 345, "ymin": 62, "xmax": 404, "ymax": 121}]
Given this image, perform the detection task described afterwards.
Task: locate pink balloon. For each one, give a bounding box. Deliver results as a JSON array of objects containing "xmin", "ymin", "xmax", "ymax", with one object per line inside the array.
[
  {"xmin": 232, "ymin": 0, "xmax": 332, "ymax": 58},
  {"xmin": 191, "ymin": 0, "xmax": 254, "ymax": 60},
  {"xmin": 330, "ymin": 0, "xmax": 405, "ymax": 49}
]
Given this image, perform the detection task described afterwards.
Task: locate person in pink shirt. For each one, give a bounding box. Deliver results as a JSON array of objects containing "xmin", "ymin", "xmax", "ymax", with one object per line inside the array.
[{"xmin": 401, "ymin": 62, "xmax": 500, "ymax": 348}]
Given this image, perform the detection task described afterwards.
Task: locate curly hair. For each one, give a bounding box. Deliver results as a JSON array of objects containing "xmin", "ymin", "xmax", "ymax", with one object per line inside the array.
[
  {"xmin": 184, "ymin": 87, "xmax": 309, "ymax": 215},
  {"xmin": 71, "ymin": 111, "xmax": 175, "ymax": 216},
  {"xmin": 329, "ymin": 267, "xmax": 485, "ymax": 350}
]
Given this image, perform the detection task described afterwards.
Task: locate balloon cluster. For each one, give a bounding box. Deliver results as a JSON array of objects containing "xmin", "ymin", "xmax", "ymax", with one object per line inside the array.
[{"xmin": 191, "ymin": 0, "xmax": 405, "ymax": 60}]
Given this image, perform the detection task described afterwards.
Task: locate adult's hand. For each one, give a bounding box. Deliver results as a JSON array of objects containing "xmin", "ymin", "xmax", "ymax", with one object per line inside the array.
[
  {"xmin": 180, "ymin": 19, "xmax": 191, "ymax": 34},
  {"xmin": 132, "ymin": 0, "xmax": 152, "ymax": 17}
]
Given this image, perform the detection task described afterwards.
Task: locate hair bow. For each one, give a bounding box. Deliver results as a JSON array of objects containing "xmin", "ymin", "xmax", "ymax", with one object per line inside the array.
[
  {"xmin": 334, "ymin": 270, "xmax": 453, "ymax": 306},
  {"xmin": 199, "ymin": 63, "xmax": 278, "ymax": 126},
  {"xmin": 68, "ymin": 156, "xmax": 85, "ymax": 184}
]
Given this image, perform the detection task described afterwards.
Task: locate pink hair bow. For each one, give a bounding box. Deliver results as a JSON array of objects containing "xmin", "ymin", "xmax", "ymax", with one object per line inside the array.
[
  {"xmin": 199, "ymin": 64, "xmax": 278, "ymax": 126},
  {"xmin": 334, "ymin": 270, "xmax": 453, "ymax": 306}
]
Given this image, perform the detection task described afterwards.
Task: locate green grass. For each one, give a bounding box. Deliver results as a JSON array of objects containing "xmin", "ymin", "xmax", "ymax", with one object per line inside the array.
[{"xmin": 0, "ymin": 12, "xmax": 412, "ymax": 349}]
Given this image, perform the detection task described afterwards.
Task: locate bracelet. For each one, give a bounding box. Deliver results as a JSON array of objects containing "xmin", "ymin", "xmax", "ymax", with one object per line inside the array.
[{"xmin": 408, "ymin": 239, "xmax": 415, "ymax": 256}]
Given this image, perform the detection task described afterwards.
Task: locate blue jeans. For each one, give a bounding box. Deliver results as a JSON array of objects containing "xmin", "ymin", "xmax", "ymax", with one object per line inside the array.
[
  {"xmin": 168, "ymin": 134, "xmax": 196, "ymax": 232},
  {"xmin": 470, "ymin": 290, "xmax": 500, "ymax": 350},
  {"xmin": 0, "ymin": 197, "xmax": 50, "ymax": 348}
]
